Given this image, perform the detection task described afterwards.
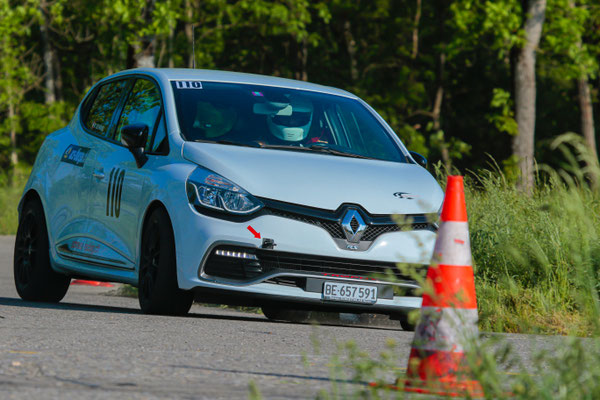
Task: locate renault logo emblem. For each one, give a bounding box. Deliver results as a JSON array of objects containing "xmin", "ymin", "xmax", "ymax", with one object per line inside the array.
[{"xmin": 341, "ymin": 209, "xmax": 367, "ymax": 243}]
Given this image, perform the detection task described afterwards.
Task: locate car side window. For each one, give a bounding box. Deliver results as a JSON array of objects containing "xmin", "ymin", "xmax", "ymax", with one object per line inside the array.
[
  {"xmin": 115, "ymin": 79, "xmax": 161, "ymax": 144},
  {"xmin": 84, "ymin": 80, "xmax": 129, "ymax": 137}
]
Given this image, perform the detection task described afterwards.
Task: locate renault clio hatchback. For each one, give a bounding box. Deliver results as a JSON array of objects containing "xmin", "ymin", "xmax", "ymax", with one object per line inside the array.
[{"xmin": 14, "ymin": 68, "xmax": 443, "ymax": 329}]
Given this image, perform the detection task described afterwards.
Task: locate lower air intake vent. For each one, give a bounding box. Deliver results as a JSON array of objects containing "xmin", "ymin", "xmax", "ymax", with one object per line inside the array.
[{"xmin": 202, "ymin": 245, "xmax": 418, "ymax": 283}]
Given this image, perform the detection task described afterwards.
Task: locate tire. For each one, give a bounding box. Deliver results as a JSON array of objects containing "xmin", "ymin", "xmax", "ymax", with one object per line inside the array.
[
  {"xmin": 261, "ymin": 306, "xmax": 311, "ymax": 323},
  {"xmin": 14, "ymin": 199, "xmax": 70, "ymax": 302},
  {"xmin": 398, "ymin": 311, "xmax": 418, "ymax": 332},
  {"xmin": 138, "ymin": 207, "xmax": 193, "ymax": 315}
]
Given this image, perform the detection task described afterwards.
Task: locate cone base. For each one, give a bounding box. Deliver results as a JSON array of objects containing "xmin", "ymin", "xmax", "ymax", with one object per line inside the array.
[
  {"xmin": 70, "ymin": 280, "xmax": 114, "ymax": 287},
  {"xmin": 404, "ymin": 377, "xmax": 484, "ymax": 398}
]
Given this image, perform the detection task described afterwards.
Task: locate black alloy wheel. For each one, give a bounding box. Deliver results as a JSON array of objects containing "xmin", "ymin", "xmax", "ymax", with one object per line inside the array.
[
  {"xmin": 138, "ymin": 207, "xmax": 194, "ymax": 315},
  {"xmin": 14, "ymin": 199, "xmax": 70, "ymax": 302}
]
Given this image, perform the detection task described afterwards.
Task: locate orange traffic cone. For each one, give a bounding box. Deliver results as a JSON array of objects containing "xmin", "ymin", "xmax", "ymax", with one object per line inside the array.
[
  {"xmin": 403, "ymin": 175, "xmax": 483, "ymax": 397},
  {"xmin": 70, "ymin": 279, "xmax": 114, "ymax": 287}
]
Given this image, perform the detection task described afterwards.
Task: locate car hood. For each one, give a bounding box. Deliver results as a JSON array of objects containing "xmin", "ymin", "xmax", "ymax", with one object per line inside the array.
[{"xmin": 182, "ymin": 142, "xmax": 444, "ymax": 215}]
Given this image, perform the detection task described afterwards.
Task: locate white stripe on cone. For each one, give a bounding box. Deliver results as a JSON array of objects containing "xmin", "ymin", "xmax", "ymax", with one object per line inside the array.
[
  {"xmin": 431, "ymin": 221, "xmax": 472, "ymax": 266},
  {"xmin": 411, "ymin": 307, "xmax": 478, "ymax": 352}
]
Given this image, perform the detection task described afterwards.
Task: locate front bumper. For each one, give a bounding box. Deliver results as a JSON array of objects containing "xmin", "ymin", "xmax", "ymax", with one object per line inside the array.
[{"xmin": 171, "ymin": 202, "xmax": 436, "ymax": 314}]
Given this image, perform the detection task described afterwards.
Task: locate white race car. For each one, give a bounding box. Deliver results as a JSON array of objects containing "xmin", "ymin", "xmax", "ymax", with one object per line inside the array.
[{"xmin": 14, "ymin": 68, "xmax": 443, "ymax": 330}]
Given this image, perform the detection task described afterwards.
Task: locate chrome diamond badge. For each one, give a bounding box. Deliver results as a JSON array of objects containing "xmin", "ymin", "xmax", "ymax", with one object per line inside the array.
[{"xmin": 341, "ymin": 209, "xmax": 367, "ymax": 243}]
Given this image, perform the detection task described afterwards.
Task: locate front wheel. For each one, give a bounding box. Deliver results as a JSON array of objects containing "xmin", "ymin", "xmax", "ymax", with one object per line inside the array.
[
  {"xmin": 14, "ymin": 199, "xmax": 70, "ymax": 302},
  {"xmin": 138, "ymin": 207, "xmax": 193, "ymax": 315}
]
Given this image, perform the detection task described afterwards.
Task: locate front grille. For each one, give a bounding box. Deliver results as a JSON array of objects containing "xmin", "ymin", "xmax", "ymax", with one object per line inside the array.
[
  {"xmin": 266, "ymin": 207, "xmax": 433, "ymax": 242},
  {"xmin": 267, "ymin": 208, "xmax": 345, "ymax": 238},
  {"xmin": 203, "ymin": 245, "xmax": 414, "ymax": 282},
  {"xmin": 361, "ymin": 224, "xmax": 401, "ymax": 241}
]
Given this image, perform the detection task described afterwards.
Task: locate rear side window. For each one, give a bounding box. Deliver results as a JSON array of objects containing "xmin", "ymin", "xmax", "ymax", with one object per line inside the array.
[
  {"xmin": 84, "ymin": 80, "xmax": 129, "ymax": 137},
  {"xmin": 115, "ymin": 79, "xmax": 161, "ymax": 143}
]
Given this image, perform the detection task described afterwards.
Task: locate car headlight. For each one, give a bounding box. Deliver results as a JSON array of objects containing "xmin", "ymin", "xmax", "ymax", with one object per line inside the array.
[{"xmin": 186, "ymin": 167, "xmax": 263, "ymax": 215}]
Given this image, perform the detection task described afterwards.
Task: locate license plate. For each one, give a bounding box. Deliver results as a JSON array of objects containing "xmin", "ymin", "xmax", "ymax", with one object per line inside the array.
[{"xmin": 322, "ymin": 281, "xmax": 377, "ymax": 304}]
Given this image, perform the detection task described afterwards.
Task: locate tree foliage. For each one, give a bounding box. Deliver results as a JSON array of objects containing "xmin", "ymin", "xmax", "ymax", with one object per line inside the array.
[{"xmin": 0, "ymin": 0, "xmax": 598, "ymax": 178}]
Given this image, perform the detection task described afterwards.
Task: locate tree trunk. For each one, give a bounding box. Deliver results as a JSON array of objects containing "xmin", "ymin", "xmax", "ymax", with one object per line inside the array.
[
  {"xmin": 53, "ymin": 50, "xmax": 63, "ymax": 102},
  {"xmin": 432, "ymin": 3, "xmax": 449, "ymax": 170},
  {"xmin": 578, "ymin": 75, "xmax": 597, "ymax": 160},
  {"xmin": 157, "ymin": 37, "xmax": 166, "ymax": 68},
  {"xmin": 578, "ymin": 74, "xmax": 598, "ymax": 188},
  {"xmin": 132, "ymin": 42, "xmax": 155, "ymax": 68},
  {"xmin": 126, "ymin": 45, "xmax": 135, "ymax": 69},
  {"xmin": 185, "ymin": 0, "xmax": 194, "ymax": 68},
  {"xmin": 9, "ymin": 98, "xmax": 17, "ymax": 167},
  {"xmin": 344, "ymin": 20, "xmax": 358, "ymax": 82},
  {"xmin": 513, "ymin": 0, "xmax": 546, "ymax": 193},
  {"xmin": 433, "ymin": 53, "xmax": 450, "ymax": 170},
  {"xmin": 301, "ymin": 37, "xmax": 308, "ymax": 81},
  {"xmin": 568, "ymin": 0, "xmax": 596, "ymax": 169},
  {"xmin": 134, "ymin": 0, "xmax": 156, "ymax": 68},
  {"xmin": 40, "ymin": 2, "xmax": 55, "ymax": 104},
  {"xmin": 168, "ymin": 28, "xmax": 174, "ymax": 68},
  {"xmin": 412, "ymin": 0, "xmax": 422, "ymax": 59},
  {"xmin": 295, "ymin": 37, "xmax": 308, "ymax": 81}
]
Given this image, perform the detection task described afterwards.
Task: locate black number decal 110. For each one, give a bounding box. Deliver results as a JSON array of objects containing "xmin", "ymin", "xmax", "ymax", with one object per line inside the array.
[{"xmin": 106, "ymin": 168, "xmax": 125, "ymax": 218}]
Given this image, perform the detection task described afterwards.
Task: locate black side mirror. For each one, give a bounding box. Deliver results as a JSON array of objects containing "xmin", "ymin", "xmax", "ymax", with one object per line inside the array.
[
  {"xmin": 121, "ymin": 124, "xmax": 148, "ymax": 168},
  {"xmin": 409, "ymin": 151, "xmax": 427, "ymax": 168}
]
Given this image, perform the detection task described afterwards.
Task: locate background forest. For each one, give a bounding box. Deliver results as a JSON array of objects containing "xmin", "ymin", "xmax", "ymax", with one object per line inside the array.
[{"xmin": 1, "ymin": 0, "xmax": 599, "ymax": 182}]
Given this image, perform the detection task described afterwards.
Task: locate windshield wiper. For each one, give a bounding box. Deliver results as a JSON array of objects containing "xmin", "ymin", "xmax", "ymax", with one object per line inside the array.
[
  {"xmin": 257, "ymin": 144, "xmax": 313, "ymax": 152},
  {"xmin": 214, "ymin": 140, "xmax": 261, "ymax": 148},
  {"xmin": 209, "ymin": 141, "xmax": 372, "ymax": 159},
  {"xmin": 307, "ymin": 144, "xmax": 372, "ymax": 159},
  {"xmin": 258, "ymin": 143, "xmax": 372, "ymax": 159}
]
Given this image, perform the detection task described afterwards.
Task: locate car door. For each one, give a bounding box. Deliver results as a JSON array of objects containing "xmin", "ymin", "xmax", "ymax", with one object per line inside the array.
[
  {"xmin": 85, "ymin": 77, "xmax": 164, "ymax": 270},
  {"xmin": 53, "ymin": 78, "xmax": 129, "ymax": 262}
]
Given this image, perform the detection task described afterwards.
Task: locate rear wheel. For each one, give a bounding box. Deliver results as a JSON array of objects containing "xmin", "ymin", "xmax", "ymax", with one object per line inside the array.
[
  {"xmin": 14, "ymin": 199, "xmax": 70, "ymax": 302},
  {"xmin": 261, "ymin": 306, "xmax": 311, "ymax": 323},
  {"xmin": 138, "ymin": 207, "xmax": 193, "ymax": 315}
]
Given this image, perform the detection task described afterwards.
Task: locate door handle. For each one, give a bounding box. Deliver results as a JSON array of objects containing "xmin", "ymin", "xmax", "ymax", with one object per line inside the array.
[{"xmin": 93, "ymin": 169, "xmax": 105, "ymax": 180}]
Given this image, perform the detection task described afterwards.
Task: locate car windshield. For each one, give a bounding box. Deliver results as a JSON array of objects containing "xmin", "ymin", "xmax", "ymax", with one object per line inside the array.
[{"xmin": 170, "ymin": 81, "xmax": 407, "ymax": 163}]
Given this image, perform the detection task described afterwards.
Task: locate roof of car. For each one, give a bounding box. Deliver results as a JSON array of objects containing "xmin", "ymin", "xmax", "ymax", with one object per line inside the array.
[{"xmin": 109, "ymin": 68, "xmax": 358, "ymax": 99}]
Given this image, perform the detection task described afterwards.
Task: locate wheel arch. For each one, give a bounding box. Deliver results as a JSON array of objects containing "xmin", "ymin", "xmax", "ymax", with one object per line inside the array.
[
  {"xmin": 18, "ymin": 189, "xmax": 43, "ymax": 219},
  {"xmin": 140, "ymin": 199, "xmax": 172, "ymax": 233},
  {"xmin": 137, "ymin": 199, "xmax": 175, "ymax": 279}
]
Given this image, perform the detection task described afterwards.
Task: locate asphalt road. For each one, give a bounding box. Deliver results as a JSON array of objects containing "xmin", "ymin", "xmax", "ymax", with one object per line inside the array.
[{"xmin": 0, "ymin": 235, "xmax": 570, "ymax": 399}]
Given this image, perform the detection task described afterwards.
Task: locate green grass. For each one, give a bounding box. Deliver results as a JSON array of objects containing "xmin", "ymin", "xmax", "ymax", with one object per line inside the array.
[
  {"xmin": 0, "ymin": 167, "xmax": 29, "ymax": 235},
  {"xmin": 466, "ymin": 159, "xmax": 600, "ymax": 335}
]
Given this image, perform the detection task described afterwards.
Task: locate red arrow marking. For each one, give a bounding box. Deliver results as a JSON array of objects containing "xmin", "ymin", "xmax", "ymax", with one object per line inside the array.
[{"xmin": 247, "ymin": 225, "xmax": 261, "ymax": 239}]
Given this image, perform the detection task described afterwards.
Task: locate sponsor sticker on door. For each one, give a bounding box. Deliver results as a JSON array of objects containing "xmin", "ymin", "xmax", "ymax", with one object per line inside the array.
[{"xmin": 61, "ymin": 145, "xmax": 90, "ymax": 167}]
